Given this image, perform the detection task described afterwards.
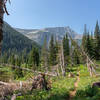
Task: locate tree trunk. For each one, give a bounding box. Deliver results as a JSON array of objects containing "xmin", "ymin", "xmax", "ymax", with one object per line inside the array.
[
  {"xmin": 60, "ymin": 42, "xmax": 66, "ymax": 76},
  {"xmin": 0, "ymin": 0, "xmax": 4, "ymax": 54}
]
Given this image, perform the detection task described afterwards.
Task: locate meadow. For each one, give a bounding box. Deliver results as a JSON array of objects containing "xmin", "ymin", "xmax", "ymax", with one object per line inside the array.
[{"xmin": 1, "ymin": 64, "xmax": 100, "ymax": 100}]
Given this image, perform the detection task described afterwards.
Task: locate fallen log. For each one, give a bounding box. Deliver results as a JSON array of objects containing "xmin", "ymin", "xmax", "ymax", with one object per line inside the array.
[
  {"xmin": 0, "ymin": 63, "xmax": 57, "ymax": 77},
  {"xmin": 0, "ymin": 81, "xmax": 9, "ymax": 85}
]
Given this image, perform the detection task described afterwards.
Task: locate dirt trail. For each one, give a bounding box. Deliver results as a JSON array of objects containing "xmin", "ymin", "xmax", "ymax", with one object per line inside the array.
[{"xmin": 68, "ymin": 72, "xmax": 80, "ymax": 100}]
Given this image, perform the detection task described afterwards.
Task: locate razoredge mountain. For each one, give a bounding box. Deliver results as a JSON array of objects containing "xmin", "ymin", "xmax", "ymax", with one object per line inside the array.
[{"xmin": 16, "ymin": 26, "xmax": 82, "ymax": 45}]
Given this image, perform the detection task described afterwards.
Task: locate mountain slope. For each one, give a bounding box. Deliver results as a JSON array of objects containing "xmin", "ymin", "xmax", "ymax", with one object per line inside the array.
[
  {"xmin": 16, "ymin": 27, "xmax": 82, "ymax": 45},
  {"xmin": 2, "ymin": 22, "xmax": 39, "ymax": 54}
]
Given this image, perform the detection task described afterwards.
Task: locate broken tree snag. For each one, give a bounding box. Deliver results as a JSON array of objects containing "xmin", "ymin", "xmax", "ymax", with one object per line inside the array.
[
  {"xmin": 31, "ymin": 73, "xmax": 51, "ymax": 92},
  {"xmin": 0, "ymin": 0, "xmax": 4, "ymax": 54},
  {"xmin": 67, "ymin": 33, "xmax": 97, "ymax": 76}
]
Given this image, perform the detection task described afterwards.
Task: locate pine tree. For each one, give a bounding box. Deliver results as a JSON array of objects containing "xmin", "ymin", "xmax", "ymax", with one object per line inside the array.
[
  {"xmin": 14, "ymin": 56, "xmax": 23, "ymax": 79},
  {"xmin": 82, "ymin": 25, "xmax": 94, "ymax": 59},
  {"xmin": 49, "ymin": 35, "xmax": 57, "ymax": 66},
  {"xmin": 2, "ymin": 52, "xmax": 8, "ymax": 63},
  {"xmin": 34, "ymin": 48, "xmax": 40, "ymax": 67},
  {"xmin": 72, "ymin": 49, "xmax": 80, "ymax": 65},
  {"xmin": 28, "ymin": 47, "xmax": 40, "ymax": 70},
  {"xmin": 63, "ymin": 33, "xmax": 70, "ymax": 66},
  {"xmin": 82, "ymin": 24, "xmax": 88, "ymax": 52},
  {"xmin": 21, "ymin": 49, "xmax": 27, "ymax": 64},
  {"xmin": 94, "ymin": 21, "xmax": 100, "ymax": 60},
  {"xmin": 10, "ymin": 54, "xmax": 15, "ymax": 65},
  {"xmin": 86, "ymin": 32, "xmax": 94, "ymax": 58},
  {"xmin": 90, "ymin": 32, "xmax": 95, "ymax": 59},
  {"xmin": 41, "ymin": 35, "xmax": 49, "ymax": 71}
]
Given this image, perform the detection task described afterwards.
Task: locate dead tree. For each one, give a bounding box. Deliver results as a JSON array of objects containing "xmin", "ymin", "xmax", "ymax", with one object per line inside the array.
[
  {"xmin": 67, "ymin": 33, "xmax": 97, "ymax": 77},
  {"xmin": 0, "ymin": 0, "xmax": 4, "ymax": 54},
  {"xmin": 58, "ymin": 42, "xmax": 66, "ymax": 76},
  {"xmin": 0, "ymin": 0, "xmax": 10, "ymax": 54},
  {"xmin": 87, "ymin": 58, "xmax": 93, "ymax": 77},
  {"xmin": 31, "ymin": 73, "xmax": 51, "ymax": 92}
]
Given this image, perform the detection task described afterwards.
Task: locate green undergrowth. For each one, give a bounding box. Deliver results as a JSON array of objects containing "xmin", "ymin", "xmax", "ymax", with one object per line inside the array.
[
  {"xmin": 0, "ymin": 66, "xmax": 13, "ymax": 82},
  {"xmin": 0, "ymin": 65, "xmax": 34, "ymax": 81},
  {"xmin": 16, "ymin": 77, "xmax": 76, "ymax": 100},
  {"xmin": 73, "ymin": 65, "xmax": 100, "ymax": 100},
  {"xmin": 1, "ymin": 64, "xmax": 100, "ymax": 100}
]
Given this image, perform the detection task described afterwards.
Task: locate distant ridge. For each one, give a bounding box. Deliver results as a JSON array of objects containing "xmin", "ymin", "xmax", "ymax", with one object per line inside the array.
[{"xmin": 16, "ymin": 26, "xmax": 82, "ymax": 45}]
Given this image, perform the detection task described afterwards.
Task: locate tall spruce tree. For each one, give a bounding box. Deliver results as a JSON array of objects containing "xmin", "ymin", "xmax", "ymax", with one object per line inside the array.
[
  {"xmin": 94, "ymin": 21, "xmax": 100, "ymax": 60},
  {"xmin": 82, "ymin": 25, "xmax": 94, "ymax": 59},
  {"xmin": 63, "ymin": 33, "xmax": 70, "ymax": 66},
  {"xmin": 82, "ymin": 24, "xmax": 88, "ymax": 52},
  {"xmin": 10, "ymin": 54, "xmax": 15, "ymax": 65},
  {"xmin": 41, "ymin": 35, "xmax": 49, "ymax": 71},
  {"xmin": 49, "ymin": 35, "xmax": 57, "ymax": 66},
  {"xmin": 29, "ymin": 47, "xmax": 40, "ymax": 70},
  {"xmin": 85, "ymin": 32, "xmax": 93, "ymax": 58},
  {"xmin": 14, "ymin": 56, "xmax": 23, "ymax": 79},
  {"xmin": 72, "ymin": 48, "xmax": 80, "ymax": 65}
]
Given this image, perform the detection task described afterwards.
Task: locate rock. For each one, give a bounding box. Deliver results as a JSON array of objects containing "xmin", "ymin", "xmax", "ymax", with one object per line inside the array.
[
  {"xmin": 68, "ymin": 73, "xmax": 75, "ymax": 78},
  {"xmin": 92, "ymin": 82, "xmax": 100, "ymax": 88}
]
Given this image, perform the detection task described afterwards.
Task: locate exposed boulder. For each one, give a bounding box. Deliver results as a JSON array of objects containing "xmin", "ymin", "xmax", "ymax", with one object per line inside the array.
[{"xmin": 92, "ymin": 82, "xmax": 100, "ymax": 88}]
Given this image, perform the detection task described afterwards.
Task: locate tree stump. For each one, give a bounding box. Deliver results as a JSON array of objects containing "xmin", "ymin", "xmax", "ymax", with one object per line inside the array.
[{"xmin": 31, "ymin": 73, "xmax": 50, "ymax": 92}]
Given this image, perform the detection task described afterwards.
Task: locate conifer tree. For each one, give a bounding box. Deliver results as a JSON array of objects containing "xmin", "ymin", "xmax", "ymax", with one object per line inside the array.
[
  {"xmin": 90, "ymin": 31, "xmax": 95, "ymax": 58},
  {"xmin": 21, "ymin": 49, "xmax": 27, "ymax": 64},
  {"xmin": 2, "ymin": 52, "xmax": 8, "ymax": 63},
  {"xmin": 41, "ymin": 35, "xmax": 49, "ymax": 71},
  {"xmin": 82, "ymin": 25, "xmax": 95, "ymax": 59},
  {"xmin": 63, "ymin": 33, "xmax": 70, "ymax": 66},
  {"xmin": 14, "ymin": 56, "xmax": 23, "ymax": 79},
  {"xmin": 72, "ymin": 49, "xmax": 80, "ymax": 65},
  {"xmin": 94, "ymin": 21, "xmax": 100, "ymax": 60},
  {"xmin": 10, "ymin": 54, "xmax": 15, "ymax": 65},
  {"xmin": 85, "ymin": 32, "xmax": 93, "ymax": 58},
  {"xmin": 82, "ymin": 24, "xmax": 88, "ymax": 52},
  {"xmin": 28, "ymin": 47, "xmax": 40, "ymax": 70},
  {"xmin": 49, "ymin": 35, "xmax": 57, "ymax": 66}
]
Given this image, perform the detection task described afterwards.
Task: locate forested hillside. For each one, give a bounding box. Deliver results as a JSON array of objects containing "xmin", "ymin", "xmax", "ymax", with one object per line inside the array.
[{"xmin": 2, "ymin": 22, "xmax": 40, "ymax": 55}]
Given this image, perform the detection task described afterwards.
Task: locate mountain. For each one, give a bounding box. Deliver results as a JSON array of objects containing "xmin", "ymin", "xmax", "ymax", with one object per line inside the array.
[
  {"xmin": 16, "ymin": 27, "xmax": 82, "ymax": 45},
  {"xmin": 2, "ymin": 22, "xmax": 39, "ymax": 55}
]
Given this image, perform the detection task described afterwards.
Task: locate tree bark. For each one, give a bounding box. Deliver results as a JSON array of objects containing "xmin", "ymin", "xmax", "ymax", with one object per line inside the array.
[
  {"xmin": 59, "ymin": 42, "xmax": 66, "ymax": 76},
  {"xmin": 0, "ymin": 0, "xmax": 4, "ymax": 54}
]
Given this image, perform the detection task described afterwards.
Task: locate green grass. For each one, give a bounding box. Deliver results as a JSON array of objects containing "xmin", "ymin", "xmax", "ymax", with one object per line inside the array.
[
  {"xmin": 1, "ymin": 64, "xmax": 100, "ymax": 100},
  {"xmin": 16, "ymin": 77, "xmax": 76, "ymax": 100},
  {"xmin": 0, "ymin": 66, "xmax": 14, "ymax": 82}
]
